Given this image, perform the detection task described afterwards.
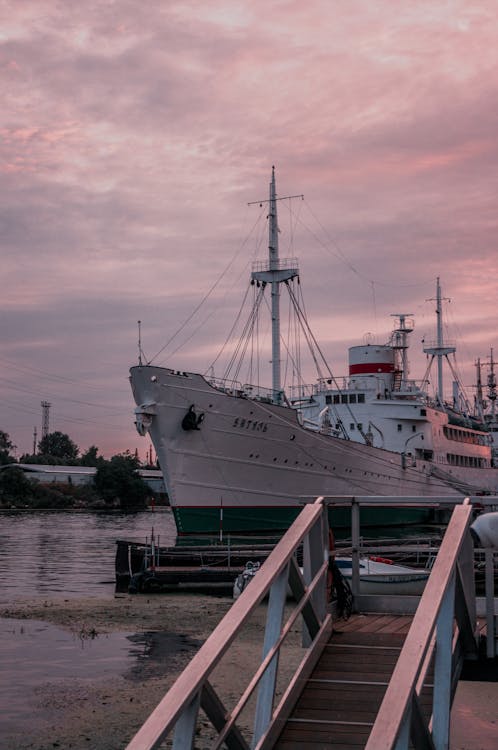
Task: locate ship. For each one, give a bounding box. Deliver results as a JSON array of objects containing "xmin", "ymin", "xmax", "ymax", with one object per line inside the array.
[{"xmin": 130, "ymin": 169, "xmax": 498, "ymax": 535}]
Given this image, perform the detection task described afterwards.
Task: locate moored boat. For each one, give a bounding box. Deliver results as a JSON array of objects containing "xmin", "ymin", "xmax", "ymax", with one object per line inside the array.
[
  {"xmin": 130, "ymin": 169, "xmax": 498, "ymax": 535},
  {"xmin": 232, "ymin": 556, "xmax": 429, "ymax": 599},
  {"xmin": 334, "ymin": 556, "xmax": 429, "ymax": 595}
]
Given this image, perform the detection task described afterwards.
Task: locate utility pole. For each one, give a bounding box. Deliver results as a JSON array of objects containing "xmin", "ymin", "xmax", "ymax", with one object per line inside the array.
[{"xmin": 33, "ymin": 426, "xmax": 37, "ymax": 455}]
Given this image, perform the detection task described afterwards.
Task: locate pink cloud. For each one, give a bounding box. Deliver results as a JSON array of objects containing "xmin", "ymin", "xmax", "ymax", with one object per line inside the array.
[{"xmin": 0, "ymin": 0, "xmax": 497, "ymax": 456}]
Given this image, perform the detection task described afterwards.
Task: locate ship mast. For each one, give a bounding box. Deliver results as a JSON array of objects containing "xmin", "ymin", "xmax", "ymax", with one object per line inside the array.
[
  {"xmin": 390, "ymin": 313, "xmax": 414, "ymax": 390},
  {"xmin": 250, "ymin": 167, "xmax": 300, "ymax": 403},
  {"xmin": 487, "ymin": 347, "xmax": 497, "ymax": 422},
  {"xmin": 423, "ymin": 277, "xmax": 455, "ymax": 405}
]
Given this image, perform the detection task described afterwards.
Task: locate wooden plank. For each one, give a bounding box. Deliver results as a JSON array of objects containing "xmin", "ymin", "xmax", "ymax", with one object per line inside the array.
[
  {"xmin": 330, "ymin": 631, "xmax": 407, "ymax": 647},
  {"xmin": 276, "ymin": 720, "xmax": 372, "ymax": 748},
  {"xmin": 273, "ymin": 613, "xmax": 425, "ymax": 749}
]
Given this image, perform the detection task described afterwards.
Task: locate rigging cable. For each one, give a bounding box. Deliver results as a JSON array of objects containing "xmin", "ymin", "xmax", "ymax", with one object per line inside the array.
[{"xmin": 149, "ymin": 205, "xmax": 266, "ymax": 365}]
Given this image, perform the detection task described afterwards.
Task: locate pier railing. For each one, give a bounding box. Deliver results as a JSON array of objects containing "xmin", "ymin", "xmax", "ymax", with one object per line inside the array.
[
  {"xmin": 320, "ymin": 494, "xmax": 497, "ymax": 654},
  {"xmin": 126, "ymin": 497, "xmax": 331, "ymax": 750},
  {"xmin": 127, "ymin": 495, "xmax": 497, "ymax": 749},
  {"xmin": 365, "ymin": 500, "xmax": 478, "ymax": 750}
]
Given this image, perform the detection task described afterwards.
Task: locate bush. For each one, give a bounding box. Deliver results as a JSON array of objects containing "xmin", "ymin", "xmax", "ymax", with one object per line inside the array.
[
  {"xmin": 94, "ymin": 455, "xmax": 150, "ymax": 510},
  {"xmin": 0, "ymin": 466, "xmax": 34, "ymax": 504}
]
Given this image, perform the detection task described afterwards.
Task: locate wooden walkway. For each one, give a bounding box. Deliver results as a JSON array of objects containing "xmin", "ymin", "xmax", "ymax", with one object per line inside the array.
[
  {"xmin": 125, "ymin": 499, "xmax": 492, "ymax": 750},
  {"xmin": 274, "ymin": 614, "xmax": 433, "ymax": 749}
]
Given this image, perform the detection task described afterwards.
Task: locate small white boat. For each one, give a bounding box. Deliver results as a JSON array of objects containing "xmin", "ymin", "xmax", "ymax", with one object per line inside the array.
[
  {"xmin": 233, "ymin": 556, "xmax": 429, "ymax": 599},
  {"xmin": 335, "ymin": 556, "xmax": 429, "ymax": 595}
]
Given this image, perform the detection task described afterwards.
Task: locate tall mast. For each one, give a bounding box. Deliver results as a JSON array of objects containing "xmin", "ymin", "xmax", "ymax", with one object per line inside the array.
[
  {"xmin": 269, "ymin": 168, "xmax": 281, "ymax": 400},
  {"xmin": 423, "ymin": 277, "xmax": 455, "ymax": 405},
  {"xmin": 250, "ymin": 167, "xmax": 300, "ymax": 403},
  {"xmin": 475, "ymin": 357, "xmax": 484, "ymax": 420},
  {"xmin": 488, "ymin": 347, "xmax": 497, "ymax": 421}
]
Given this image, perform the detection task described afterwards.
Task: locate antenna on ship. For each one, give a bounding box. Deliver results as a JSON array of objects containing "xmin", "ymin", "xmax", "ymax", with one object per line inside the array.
[
  {"xmin": 249, "ymin": 167, "xmax": 302, "ymax": 403},
  {"xmin": 138, "ymin": 320, "xmax": 143, "ymax": 365},
  {"xmin": 487, "ymin": 347, "xmax": 497, "ymax": 421},
  {"xmin": 475, "ymin": 357, "xmax": 485, "ymax": 420}
]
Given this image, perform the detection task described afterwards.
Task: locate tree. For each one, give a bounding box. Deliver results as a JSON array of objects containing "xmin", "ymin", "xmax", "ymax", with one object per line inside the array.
[
  {"xmin": 37, "ymin": 432, "xmax": 79, "ymax": 462},
  {"xmin": 93, "ymin": 454, "xmax": 149, "ymax": 509},
  {"xmin": 0, "ymin": 465, "xmax": 33, "ymax": 502},
  {"xmin": 0, "ymin": 430, "xmax": 15, "ymax": 465},
  {"xmin": 80, "ymin": 445, "xmax": 105, "ymax": 467}
]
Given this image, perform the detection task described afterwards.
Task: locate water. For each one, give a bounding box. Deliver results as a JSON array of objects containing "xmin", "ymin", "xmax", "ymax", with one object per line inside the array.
[
  {"xmin": 0, "ymin": 617, "xmax": 136, "ymax": 734},
  {"xmin": 0, "ymin": 508, "xmax": 177, "ymax": 599},
  {"xmin": 0, "ymin": 509, "xmax": 193, "ymax": 745}
]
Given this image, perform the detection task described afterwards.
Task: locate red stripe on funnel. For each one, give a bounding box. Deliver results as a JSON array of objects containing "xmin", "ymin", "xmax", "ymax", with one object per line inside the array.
[{"xmin": 349, "ymin": 363, "xmax": 394, "ymax": 374}]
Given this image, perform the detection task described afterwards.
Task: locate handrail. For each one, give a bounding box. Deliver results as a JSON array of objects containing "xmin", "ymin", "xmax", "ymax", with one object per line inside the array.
[
  {"xmin": 365, "ymin": 501, "xmax": 478, "ymax": 750},
  {"xmin": 126, "ymin": 497, "xmax": 331, "ymax": 750},
  {"xmin": 126, "ymin": 494, "xmax": 494, "ymax": 750}
]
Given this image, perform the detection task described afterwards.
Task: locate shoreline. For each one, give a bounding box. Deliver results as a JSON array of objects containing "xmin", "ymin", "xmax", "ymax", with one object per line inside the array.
[
  {"xmin": 2, "ymin": 593, "xmax": 497, "ymax": 749},
  {"xmin": 0, "ymin": 592, "xmax": 272, "ymax": 750}
]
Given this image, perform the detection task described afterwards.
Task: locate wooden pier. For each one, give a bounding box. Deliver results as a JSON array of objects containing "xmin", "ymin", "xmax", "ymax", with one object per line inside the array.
[
  {"xmin": 125, "ymin": 495, "xmax": 498, "ymax": 750},
  {"xmin": 274, "ymin": 615, "xmax": 420, "ymax": 749}
]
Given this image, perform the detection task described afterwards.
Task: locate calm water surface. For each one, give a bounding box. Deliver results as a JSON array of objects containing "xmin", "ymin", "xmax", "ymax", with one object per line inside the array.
[
  {"xmin": 0, "ymin": 508, "xmax": 177, "ymax": 599},
  {"xmin": 0, "ymin": 509, "xmax": 182, "ymax": 744}
]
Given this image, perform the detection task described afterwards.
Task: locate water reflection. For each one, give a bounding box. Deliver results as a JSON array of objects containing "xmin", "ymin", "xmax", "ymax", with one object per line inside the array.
[
  {"xmin": 0, "ymin": 509, "xmax": 176, "ymax": 599},
  {"xmin": 0, "ymin": 617, "xmax": 201, "ymax": 737},
  {"xmin": 0, "ymin": 617, "xmax": 135, "ymax": 734}
]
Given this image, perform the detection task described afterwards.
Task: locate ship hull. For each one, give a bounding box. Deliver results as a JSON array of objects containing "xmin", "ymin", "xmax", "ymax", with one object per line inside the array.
[
  {"xmin": 171, "ymin": 504, "xmax": 430, "ymax": 536},
  {"xmin": 130, "ymin": 365, "xmax": 493, "ymax": 535}
]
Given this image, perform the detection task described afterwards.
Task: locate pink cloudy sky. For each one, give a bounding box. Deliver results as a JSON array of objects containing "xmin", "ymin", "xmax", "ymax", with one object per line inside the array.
[{"xmin": 1, "ymin": 1, "xmax": 498, "ymax": 459}]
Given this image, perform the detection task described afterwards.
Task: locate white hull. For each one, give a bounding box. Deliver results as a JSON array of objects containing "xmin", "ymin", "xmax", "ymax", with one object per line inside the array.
[
  {"xmin": 335, "ymin": 557, "xmax": 429, "ymax": 595},
  {"xmin": 129, "ymin": 365, "xmax": 498, "ymax": 532}
]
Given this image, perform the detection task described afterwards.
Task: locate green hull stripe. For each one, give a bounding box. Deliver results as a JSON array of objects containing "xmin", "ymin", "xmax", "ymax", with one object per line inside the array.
[{"xmin": 172, "ymin": 505, "xmax": 431, "ymax": 537}]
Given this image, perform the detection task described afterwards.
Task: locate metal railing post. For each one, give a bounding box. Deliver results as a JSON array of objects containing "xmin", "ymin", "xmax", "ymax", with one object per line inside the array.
[
  {"xmin": 252, "ymin": 564, "xmax": 289, "ymax": 748},
  {"xmin": 351, "ymin": 498, "xmax": 361, "ymax": 606},
  {"xmin": 172, "ymin": 692, "xmax": 201, "ymax": 750},
  {"xmin": 432, "ymin": 570, "xmax": 456, "ymax": 749},
  {"xmin": 394, "ymin": 708, "xmax": 411, "ymax": 750},
  {"xmin": 485, "ymin": 549, "xmax": 495, "ymax": 658},
  {"xmin": 302, "ymin": 513, "xmax": 326, "ymax": 645}
]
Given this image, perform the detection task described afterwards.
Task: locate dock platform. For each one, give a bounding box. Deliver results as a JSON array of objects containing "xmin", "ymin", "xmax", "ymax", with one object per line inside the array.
[{"xmin": 275, "ymin": 614, "xmax": 427, "ymax": 749}]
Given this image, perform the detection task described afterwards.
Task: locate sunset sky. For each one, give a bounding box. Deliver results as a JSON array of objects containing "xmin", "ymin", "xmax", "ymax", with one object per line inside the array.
[{"xmin": 2, "ymin": 1, "xmax": 498, "ymax": 459}]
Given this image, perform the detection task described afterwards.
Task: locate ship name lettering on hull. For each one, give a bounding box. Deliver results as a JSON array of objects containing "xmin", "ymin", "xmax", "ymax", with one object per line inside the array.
[{"xmin": 233, "ymin": 417, "xmax": 268, "ymax": 432}]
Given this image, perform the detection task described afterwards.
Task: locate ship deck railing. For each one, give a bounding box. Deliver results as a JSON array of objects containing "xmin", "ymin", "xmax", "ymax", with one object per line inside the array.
[
  {"xmin": 207, "ymin": 376, "xmax": 275, "ymax": 403},
  {"xmin": 125, "ymin": 495, "xmax": 498, "ymax": 750}
]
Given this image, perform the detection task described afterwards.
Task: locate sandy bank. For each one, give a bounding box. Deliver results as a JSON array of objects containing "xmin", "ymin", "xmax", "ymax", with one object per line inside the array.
[
  {"xmin": 1, "ymin": 594, "xmax": 497, "ymax": 750},
  {"xmin": 0, "ymin": 593, "xmax": 249, "ymax": 750}
]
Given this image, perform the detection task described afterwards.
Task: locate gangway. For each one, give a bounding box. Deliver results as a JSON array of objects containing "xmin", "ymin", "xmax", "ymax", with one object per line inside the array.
[{"xmin": 126, "ymin": 496, "xmax": 497, "ymax": 750}]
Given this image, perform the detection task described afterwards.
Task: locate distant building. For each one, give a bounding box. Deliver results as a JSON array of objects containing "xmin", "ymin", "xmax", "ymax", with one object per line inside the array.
[{"xmin": 0, "ymin": 463, "xmax": 168, "ymax": 498}]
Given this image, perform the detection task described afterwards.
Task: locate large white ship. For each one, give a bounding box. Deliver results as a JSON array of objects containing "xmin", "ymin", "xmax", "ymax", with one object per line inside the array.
[{"xmin": 130, "ymin": 170, "xmax": 498, "ymax": 535}]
